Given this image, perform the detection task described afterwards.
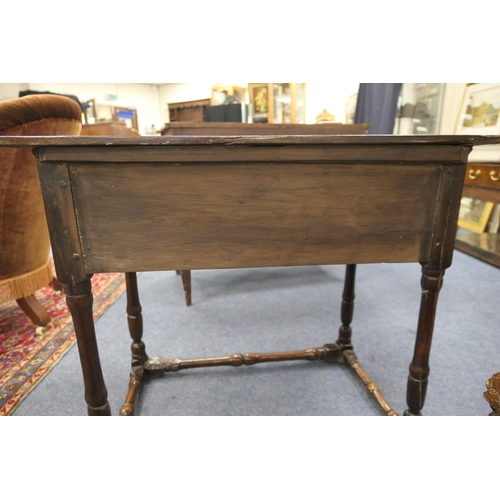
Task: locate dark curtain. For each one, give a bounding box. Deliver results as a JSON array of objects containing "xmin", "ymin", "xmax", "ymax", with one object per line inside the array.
[{"xmin": 354, "ymin": 83, "xmax": 402, "ymax": 134}]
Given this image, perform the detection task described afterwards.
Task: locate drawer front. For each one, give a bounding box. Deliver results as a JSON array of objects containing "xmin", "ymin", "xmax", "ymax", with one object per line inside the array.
[{"xmin": 466, "ymin": 163, "xmax": 500, "ymax": 189}]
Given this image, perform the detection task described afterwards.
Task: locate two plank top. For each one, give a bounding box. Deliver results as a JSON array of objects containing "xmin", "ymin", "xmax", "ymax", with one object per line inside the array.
[{"xmin": 0, "ymin": 134, "xmax": 499, "ymax": 148}]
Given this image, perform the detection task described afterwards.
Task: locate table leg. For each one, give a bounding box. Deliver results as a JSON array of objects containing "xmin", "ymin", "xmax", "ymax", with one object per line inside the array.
[
  {"xmin": 180, "ymin": 270, "xmax": 192, "ymax": 306},
  {"xmin": 405, "ymin": 267, "xmax": 444, "ymax": 416},
  {"xmin": 65, "ymin": 276, "xmax": 111, "ymax": 416},
  {"xmin": 337, "ymin": 264, "xmax": 356, "ymax": 349},
  {"xmin": 120, "ymin": 272, "xmax": 147, "ymax": 416}
]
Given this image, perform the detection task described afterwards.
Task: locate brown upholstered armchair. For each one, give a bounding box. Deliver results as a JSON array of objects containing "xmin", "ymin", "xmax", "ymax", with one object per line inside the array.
[{"xmin": 0, "ymin": 94, "xmax": 82, "ymax": 331}]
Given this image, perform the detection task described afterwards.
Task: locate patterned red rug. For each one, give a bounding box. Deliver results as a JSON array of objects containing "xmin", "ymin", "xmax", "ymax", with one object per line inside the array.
[{"xmin": 0, "ymin": 271, "xmax": 126, "ymax": 416}]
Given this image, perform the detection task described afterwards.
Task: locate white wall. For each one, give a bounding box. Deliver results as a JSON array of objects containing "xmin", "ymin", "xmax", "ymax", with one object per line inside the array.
[
  {"xmin": 305, "ymin": 82, "xmax": 359, "ymax": 124},
  {"xmin": 439, "ymin": 83, "xmax": 467, "ymax": 134},
  {"xmin": 0, "ymin": 82, "xmax": 476, "ymax": 133},
  {"xmin": 0, "ymin": 83, "xmax": 27, "ymax": 101},
  {"xmin": 157, "ymin": 82, "xmax": 214, "ymax": 125}
]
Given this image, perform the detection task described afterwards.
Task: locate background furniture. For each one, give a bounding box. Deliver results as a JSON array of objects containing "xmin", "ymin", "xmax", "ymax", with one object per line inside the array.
[
  {"xmin": 82, "ymin": 99, "xmax": 139, "ymax": 133},
  {"xmin": 455, "ymin": 162, "xmax": 500, "ymax": 267},
  {"xmin": 167, "ymin": 99, "xmax": 211, "ymax": 123},
  {"xmin": 0, "ymin": 94, "xmax": 82, "ymax": 330},
  {"xmin": 248, "ymin": 83, "xmax": 306, "ymax": 123},
  {"xmin": 211, "ymin": 84, "xmax": 246, "ymax": 105},
  {"xmin": 2, "ymin": 134, "xmax": 495, "ymax": 416},
  {"xmin": 161, "ymin": 121, "xmax": 370, "ymax": 306},
  {"xmin": 394, "ymin": 83, "xmax": 445, "ymax": 134},
  {"xmin": 82, "ymin": 121, "xmax": 140, "ymax": 136},
  {"xmin": 204, "ymin": 103, "xmax": 251, "ymax": 123}
]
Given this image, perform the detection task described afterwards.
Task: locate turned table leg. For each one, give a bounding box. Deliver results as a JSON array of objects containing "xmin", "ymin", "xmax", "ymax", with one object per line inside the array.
[
  {"xmin": 179, "ymin": 270, "xmax": 192, "ymax": 306},
  {"xmin": 337, "ymin": 264, "xmax": 356, "ymax": 349},
  {"xmin": 120, "ymin": 272, "xmax": 147, "ymax": 416},
  {"xmin": 65, "ymin": 276, "xmax": 111, "ymax": 416},
  {"xmin": 405, "ymin": 267, "xmax": 444, "ymax": 416}
]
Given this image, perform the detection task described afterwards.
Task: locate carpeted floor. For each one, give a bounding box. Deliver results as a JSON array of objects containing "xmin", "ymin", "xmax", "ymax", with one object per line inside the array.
[
  {"xmin": 10, "ymin": 249, "xmax": 500, "ymax": 416},
  {"xmin": 0, "ymin": 272, "xmax": 126, "ymax": 415}
]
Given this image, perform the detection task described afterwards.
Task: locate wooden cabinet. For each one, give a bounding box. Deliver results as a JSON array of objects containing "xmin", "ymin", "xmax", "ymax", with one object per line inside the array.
[
  {"xmin": 462, "ymin": 163, "xmax": 500, "ymax": 198},
  {"xmin": 167, "ymin": 98, "xmax": 211, "ymax": 122},
  {"xmin": 456, "ymin": 162, "xmax": 500, "ymax": 267}
]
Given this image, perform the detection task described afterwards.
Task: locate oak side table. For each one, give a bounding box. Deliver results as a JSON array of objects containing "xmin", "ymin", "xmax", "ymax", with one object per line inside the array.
[{"xmin": 1, "ymin": 134, "xmax": 498, "ymax": 416}]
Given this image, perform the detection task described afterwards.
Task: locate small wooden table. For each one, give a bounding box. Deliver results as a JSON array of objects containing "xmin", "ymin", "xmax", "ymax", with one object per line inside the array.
[{"xmin": 1, "ymin": 134, "xmax": 498, "ymax": 416}]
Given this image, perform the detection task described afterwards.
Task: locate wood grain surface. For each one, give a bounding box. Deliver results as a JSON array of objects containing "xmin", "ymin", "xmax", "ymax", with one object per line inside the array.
[{"xmin": 69, "ymin": 161, "xmax": 442, "ymax": 273}]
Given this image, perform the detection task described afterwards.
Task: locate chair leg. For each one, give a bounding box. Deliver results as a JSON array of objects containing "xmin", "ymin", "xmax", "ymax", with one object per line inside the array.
[
  {"xmin": 16, "ymin": 294, "xmax": 51, "ymax": 327},
  {"xmin": 51, "ymin": 277, "xmax": 63, "ymax": 291},
  {"xmin": 179, "ymin": 270, "xmax": 192, "ymax": 306},
  {"xmin": 51, "ymin": 277, "xmax": 64, "ymax": 296}
]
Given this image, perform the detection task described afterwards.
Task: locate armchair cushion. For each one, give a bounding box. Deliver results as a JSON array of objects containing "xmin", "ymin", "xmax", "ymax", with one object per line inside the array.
[{"xmin": 0, "ymin": 94, "xmax": 82, "ymax": 303}]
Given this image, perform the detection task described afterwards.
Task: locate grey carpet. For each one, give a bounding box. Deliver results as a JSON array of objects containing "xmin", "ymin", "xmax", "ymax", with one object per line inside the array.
[{"xmin": 12, "ymin": 249, "xmax": 500, "ymax": 416}]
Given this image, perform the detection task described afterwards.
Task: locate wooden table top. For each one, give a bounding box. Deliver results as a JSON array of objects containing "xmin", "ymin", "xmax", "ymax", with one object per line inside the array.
[{"xmin": 0, "ymin": 134, "xmax": 499, "ymax": 148}]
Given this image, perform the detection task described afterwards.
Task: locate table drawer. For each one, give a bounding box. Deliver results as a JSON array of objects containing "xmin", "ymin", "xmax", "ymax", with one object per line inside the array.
[{"xmin": 466, "ymin": 163, "xmax": 500, "ymax": 189}]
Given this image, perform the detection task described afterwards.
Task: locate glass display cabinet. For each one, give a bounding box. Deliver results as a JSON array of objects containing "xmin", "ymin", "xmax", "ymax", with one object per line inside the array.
[
  {"xmin": 394, "ymin": 83, "xmax": 444, "ymax": 134},
  {"xmin": 248, "ymin": 83, "xmax": 306, "ymax": 123}
]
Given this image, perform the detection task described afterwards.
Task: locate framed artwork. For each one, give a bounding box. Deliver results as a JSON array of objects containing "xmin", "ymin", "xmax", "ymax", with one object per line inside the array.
[
  {"xmin": 455, "ymin": 83, "xmax": 500, "ymax": 135},
  {"xmin": 458, "ymin": 196, "xmax": 495, "ymax": 233},
  {"xmin": 248, "ymin": 83, "xmax": 271, "ymax": 115},
  {"xmin": 455, "ymin": 83, "xmax": 500, "ymax": 163}
]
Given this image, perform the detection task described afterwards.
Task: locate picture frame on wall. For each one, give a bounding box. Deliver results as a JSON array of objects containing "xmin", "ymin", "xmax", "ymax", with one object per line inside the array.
[
  {"xmin": 248, "ymin": 83, "xmax": 270, "ymax": 116},
  {"xmin": 455, "ymin": 83, "xmax": 500, "ymax": 162},
  {"xmin": 458, "ymin": 196, "xmax": 495, "ymax": 233},
  {"xmin": 456, "ymin": 83, "xmax": 500, "ymax": 134}
]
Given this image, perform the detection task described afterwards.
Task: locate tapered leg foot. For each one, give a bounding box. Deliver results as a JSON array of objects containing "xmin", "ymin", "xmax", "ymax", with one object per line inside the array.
[
  {"xmin": 65, "ymin": 276, "xmax": 111, "ymax": 416},
  {"xmin": 88, "ymin": 402, "xmax": 112, "ymax": 416},
  {"xmin": 405, "ymin": 267, "xmax": 444, "ymax": 417},
  {"xmin": 120, "ymin": 373, "xmax": 143, "ymax": 416},
  {"xmin": 180, "ymin": 270, "xmax": 192, "ymax": 306}
]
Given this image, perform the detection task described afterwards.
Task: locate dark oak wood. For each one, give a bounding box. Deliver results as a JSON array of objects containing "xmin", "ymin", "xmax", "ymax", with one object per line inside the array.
[
  {"xmin": 405, "ymin": 268, "xmax": 444, "ymax": 416},
  {"xmin": 64, "ymin": 277, "xmax": 111, "ymax": 416},
  {"xmin": 120, "ymin": 272, "xmax": 146, "ymax": 416},
  {"xmin": 0, "ymin": 134, "xmax": 498, "ymax": 416},
  {"xmin": 337, "ymin": 264, "xmax": 356, "ymax": 349},
  {"xmin": 69, "ymin": 161, "xmax": 443, "ymax": 273},
  {"xmin": 1, "ymin": 135, "xmax": 498, "ymax": 148},
  {"xmin": 160, "ymin": 121, "xmax": 371, "ymax": 136},
  {"xmin": 179, "ymin": 270, "xmax": 192, "ymax": 307}
]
